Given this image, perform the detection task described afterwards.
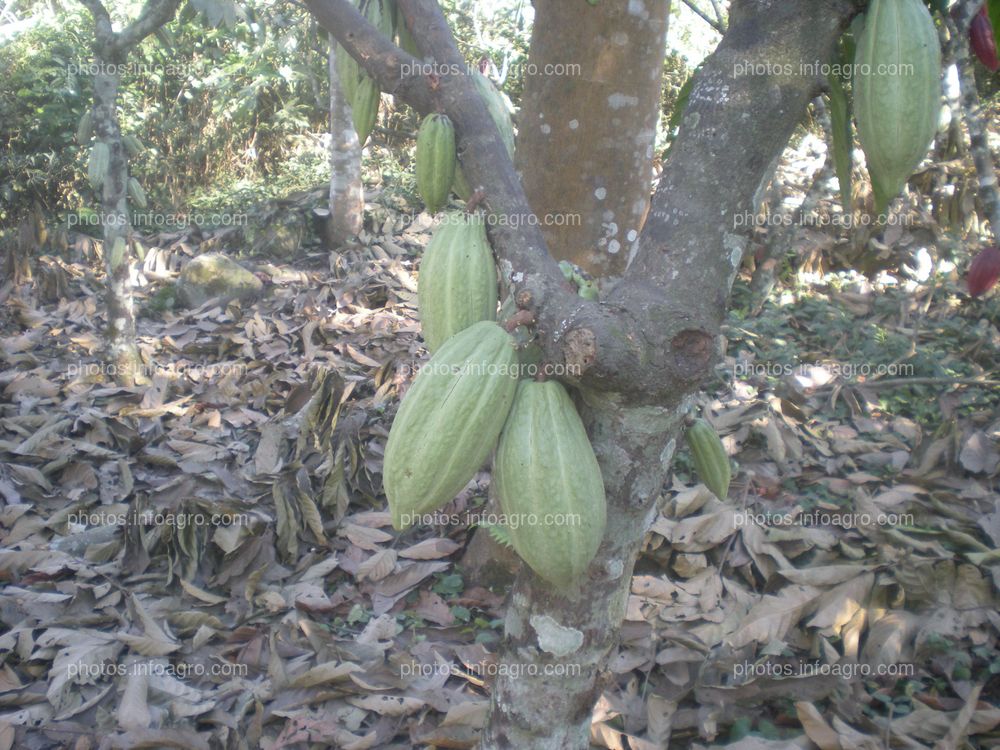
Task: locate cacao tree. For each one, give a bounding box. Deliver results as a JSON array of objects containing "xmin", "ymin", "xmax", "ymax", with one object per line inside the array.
[
  {"xmin": 304, "ymin": 0, "xmax": 953, "ymax": 745},
  {"xmin": 79, "ymin": 0, "xmax": 182, "ymax": 385},
  {"xmin": 326, "ymin": 32, "xmax": 364, "ymax": 246}
]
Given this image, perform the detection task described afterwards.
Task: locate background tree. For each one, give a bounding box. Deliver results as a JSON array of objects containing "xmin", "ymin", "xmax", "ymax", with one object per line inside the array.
[{"xmin": 79, "ymin": 0, "xmax": 182, "ymax": 385}]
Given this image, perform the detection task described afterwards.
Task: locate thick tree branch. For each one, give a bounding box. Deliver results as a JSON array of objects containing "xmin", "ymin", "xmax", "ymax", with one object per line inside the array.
[
  {"xmin": 117, "ymin": 0, "xmax": 183, "ymax": 50},
  {"xmin": 305, "ymin": 0, "xmax": 863, "ymax": 406}
]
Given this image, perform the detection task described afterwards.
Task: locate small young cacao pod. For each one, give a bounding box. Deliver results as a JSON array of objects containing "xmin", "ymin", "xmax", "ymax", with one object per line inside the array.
[
  {"xmin": 351, "ymin": 76, "xmax": 380, "ymax": 145},
  {"xmin": 76, "ymin": 109, "xmax": 93, "ymax": 144},
  {"xmin": 127, "ymin": 177, "xmax": 147, "ymax": 209},
  {"xmin": 686, "ymin": 418, "xmax": 731, "ymax": 500},
  {"xmin": 495, "ymin": 380, "xmax": 606, "ymax": 590},
  {"xmin": 416, "ymin": 113, "xmax": 457, "ymax": 214},
  {"xmin": 87, "ymin": 142, "xmax": 110, "ymax": 190}
]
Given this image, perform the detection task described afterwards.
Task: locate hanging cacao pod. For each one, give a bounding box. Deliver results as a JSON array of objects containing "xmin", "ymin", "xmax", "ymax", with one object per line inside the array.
[
  {"xmin": 418, "ymin": 212, "xmax": 498, "ymax": 352},
  {"xmin": 494, "ymin": 380, "xmax": 606, "ymax": 590},
  {"xmin": 87, "ymin": 142, "xmax": 109, "ymax": 190},
  {"xmin": 127, "ymin": 177, "xmax": 147, "ymax": 209},
  {"xmin": 122, "ymin": 134, "xmax": 144, "ymax": 158},
  {"xmin": 416, "ymin": 113, "xmax": 456, "ymax": 214},
  {"xmin": 352, "ymin": 76, "xmax": 380, "ymax": 145},
  {"xmin": 383, "ymin": 321, "xmax": 519, "ymax": 529},
  {"xmin": 854, "ymin": 0, "xmax": 941, "ymax": 212},
  {"xmin": 76, "ymin": 109, "xmax": 93, "ymax": 144},
  {"xmin": 335, "ymin": 42, "xmax": 361, "ymax": 105},
  {"xmin": 967, "ymin": 246, "xmax": 1000, "ymax": 297},
  {"xmin": 686, "ymin": 418, "xmax": 731, "ymax": 500},
  {"xmin": 971, "ymin": 7, "xmax": 1000, "ymax": 72}
]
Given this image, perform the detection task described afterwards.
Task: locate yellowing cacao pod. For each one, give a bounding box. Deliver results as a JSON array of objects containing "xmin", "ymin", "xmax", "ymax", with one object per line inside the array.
[
  {"xmin": 127, "ymin": 177, "xmax": 147, "ymax": 209},
  {"xmin": 418, "ymin": 213, "xmax": 497, "ymax": 352},
  {"xmin": 686, "ymin": 418, "xmax": 731, "ymax": 500},
  {"xmin": 76, "ymin": 109, "xmax": 93, "ymax": 144},
  {"xmin": 88, "ymin": 142, "xmax": 109, "ymax": 190},
  {"xmin": 416, "ymin": 113, "xmax": 456, "ymax": 214},
  {"xmin": 495, "ymin": 380, "xmax": 606, "ymax": 590},
  {"xmin": 854, "ymin": 0, "xmax": 941, "ymax": 212},
  {"xmin": 352, "ymin": 75, "xmax": 380, "ymax": 145},
  {"xmin": 383, "ymin": 321, "xmax": 519, "ymax": 529}
]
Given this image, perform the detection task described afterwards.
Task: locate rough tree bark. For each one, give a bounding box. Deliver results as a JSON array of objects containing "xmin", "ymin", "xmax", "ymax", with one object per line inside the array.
[
  {"xmin": 304, "ymin": 0, "xmax": 865, "ymax": 745},
  {"xmin": 515, "ymin": 0, "xmax": 670, "ymax": 277},
  {"xmin": 326, "ymin": 33, "xmax": 364, "ymax": 247},
  {"xmin": 80, "ymin": 0, "xmax": 181, "ymax": 386}
]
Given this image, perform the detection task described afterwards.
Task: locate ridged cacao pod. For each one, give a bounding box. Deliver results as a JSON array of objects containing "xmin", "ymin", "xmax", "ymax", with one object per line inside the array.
[
  {"xmin": 122, "ymin": 134, "xmax": 144, "ymax": 158},
  {"xmin": 383, "ymin": 321, "xmax": 519, "ymax": 529},
  {"xmin": 76, "ymin": 109, "xmax": 93, "ymax": 144},
  {"xmin": 854, "ymin": 0, "xmax": 941, "ymax": 212},
  {"xmin": 453, "ymin": 73, "xmax": 516, "ymax": 200},
  {"xmin": 416, "ymin": 113, "xmax": 456, "ymax": 214},
  {"xmin": 687, "ymin": 418, "xmax": 731, "ymax": 500},
  {"xmin": 418, "ymin": 213, "xmax": 498, "ymax": 352},
  {"xmin": 127, "ymin": 177, "xmax": 147, "ymax": 209},
  {"xmin": 364, "ymin": 0, "xmax": 395, "ymax": 39},
  {"xmin": 495, "ymin": 380, "xmax": 607, "ymax": 590},
  {"xmin": 968, "ymin": 246, "xmax": 1000, "ymax": 297},
  {"xmin": 87, "ymin": 142, "xmax": 109, "ymax": 190},
  {"xmin": 971, "ymin": 7, "xmax": 1000, "ymax": 72},
  {"xmin": 335, "ymin": 42, "xmax": 361, "ymax": 105},
  {"xmin": 352, "ymin": 76, "xmax": 380, "ymax": 145},
  {"xmin": 395, "ymin": 2, "xmax": 420, "ymax": 56}
]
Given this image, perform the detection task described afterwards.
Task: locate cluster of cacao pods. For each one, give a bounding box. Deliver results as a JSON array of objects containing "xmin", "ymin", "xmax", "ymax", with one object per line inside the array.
[
  {"xmin": 970, "ymin": 6, "xmax": 1000, "ymax": 72},
  {"xmin": 853, "ymin": 0, "xmax": 941, "ymax": 212},
  {"xmin": 335, "ymin": 0, "xmax": 397, "ymax": 145}
]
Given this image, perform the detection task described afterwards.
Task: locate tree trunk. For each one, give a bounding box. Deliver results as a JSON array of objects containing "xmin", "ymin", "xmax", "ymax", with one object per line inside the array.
[
  {"xmin": 82, "ymin": 0, "xmax": 181, "ymax": 386},
  {"xmin": 327, "ymin": 33, "xmax": 364, "ymax": 247},
  {"xmin": 91, "ymin": 47, "xmax": 144, "ymax": 386},
  {"xmin": 515, "ymin": 0, "xmax": 670, "ymax": 277},
  {"xmin": 946, "ymin": 7, "xmax": 1000, "ymax": 234},
  {"xmin": 304, "ymin": 1, "xmax": 864, "ymax": 745}
]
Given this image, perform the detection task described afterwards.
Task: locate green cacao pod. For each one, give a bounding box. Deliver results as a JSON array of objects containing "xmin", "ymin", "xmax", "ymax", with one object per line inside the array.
[
  {"xmin": 122, "ymin": 134, "xmax": 144, "ymax": 158},
  {"xmin": 395, "ymin": 1, "xmax": 420, "ymax": 56},
  {"xmin": 384, "ymin": 321, "xmax": 519, "ymax": 530},
  {"xmin": 352, "ymin": 76, "xmax": 380, "ymax": 145},
  {"xmin": 495, "ymin": 380, "xmax": 607, "ymax": 590},
  {"xmin": 335, "ymin": 42, "xmax": 361, "ymax": 105},
  {"xmin": 854, "ymin": 0, "xmax": 941, "ymax": 212},
  {"xmin": 418, "ymin": 212, "xmax": 498, "ymax": 352},
  {"xmin": 453, "ymin": 73, "xmax": 516, "ymax": 200},
  {"xmin": 127, "ymin": 177, "xmax": 147, "ymax": 209},
  {"xmin": 87, "ymin": 142, "xmax": 109, "ymax": 190},
  {"xmin": 416, "ymin": 113, "xmax": 456, "ymax": 214},
  {"xmin": 686, "ymin": 418, "xmax": 731, "ymax": 500},
  {"xmin": 76, "ymin": 109, "xmax": 93, "ymax": 144},
  {"xmin": 363, "ymin": 0, "xmax": 395, "ymax": 39}
]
